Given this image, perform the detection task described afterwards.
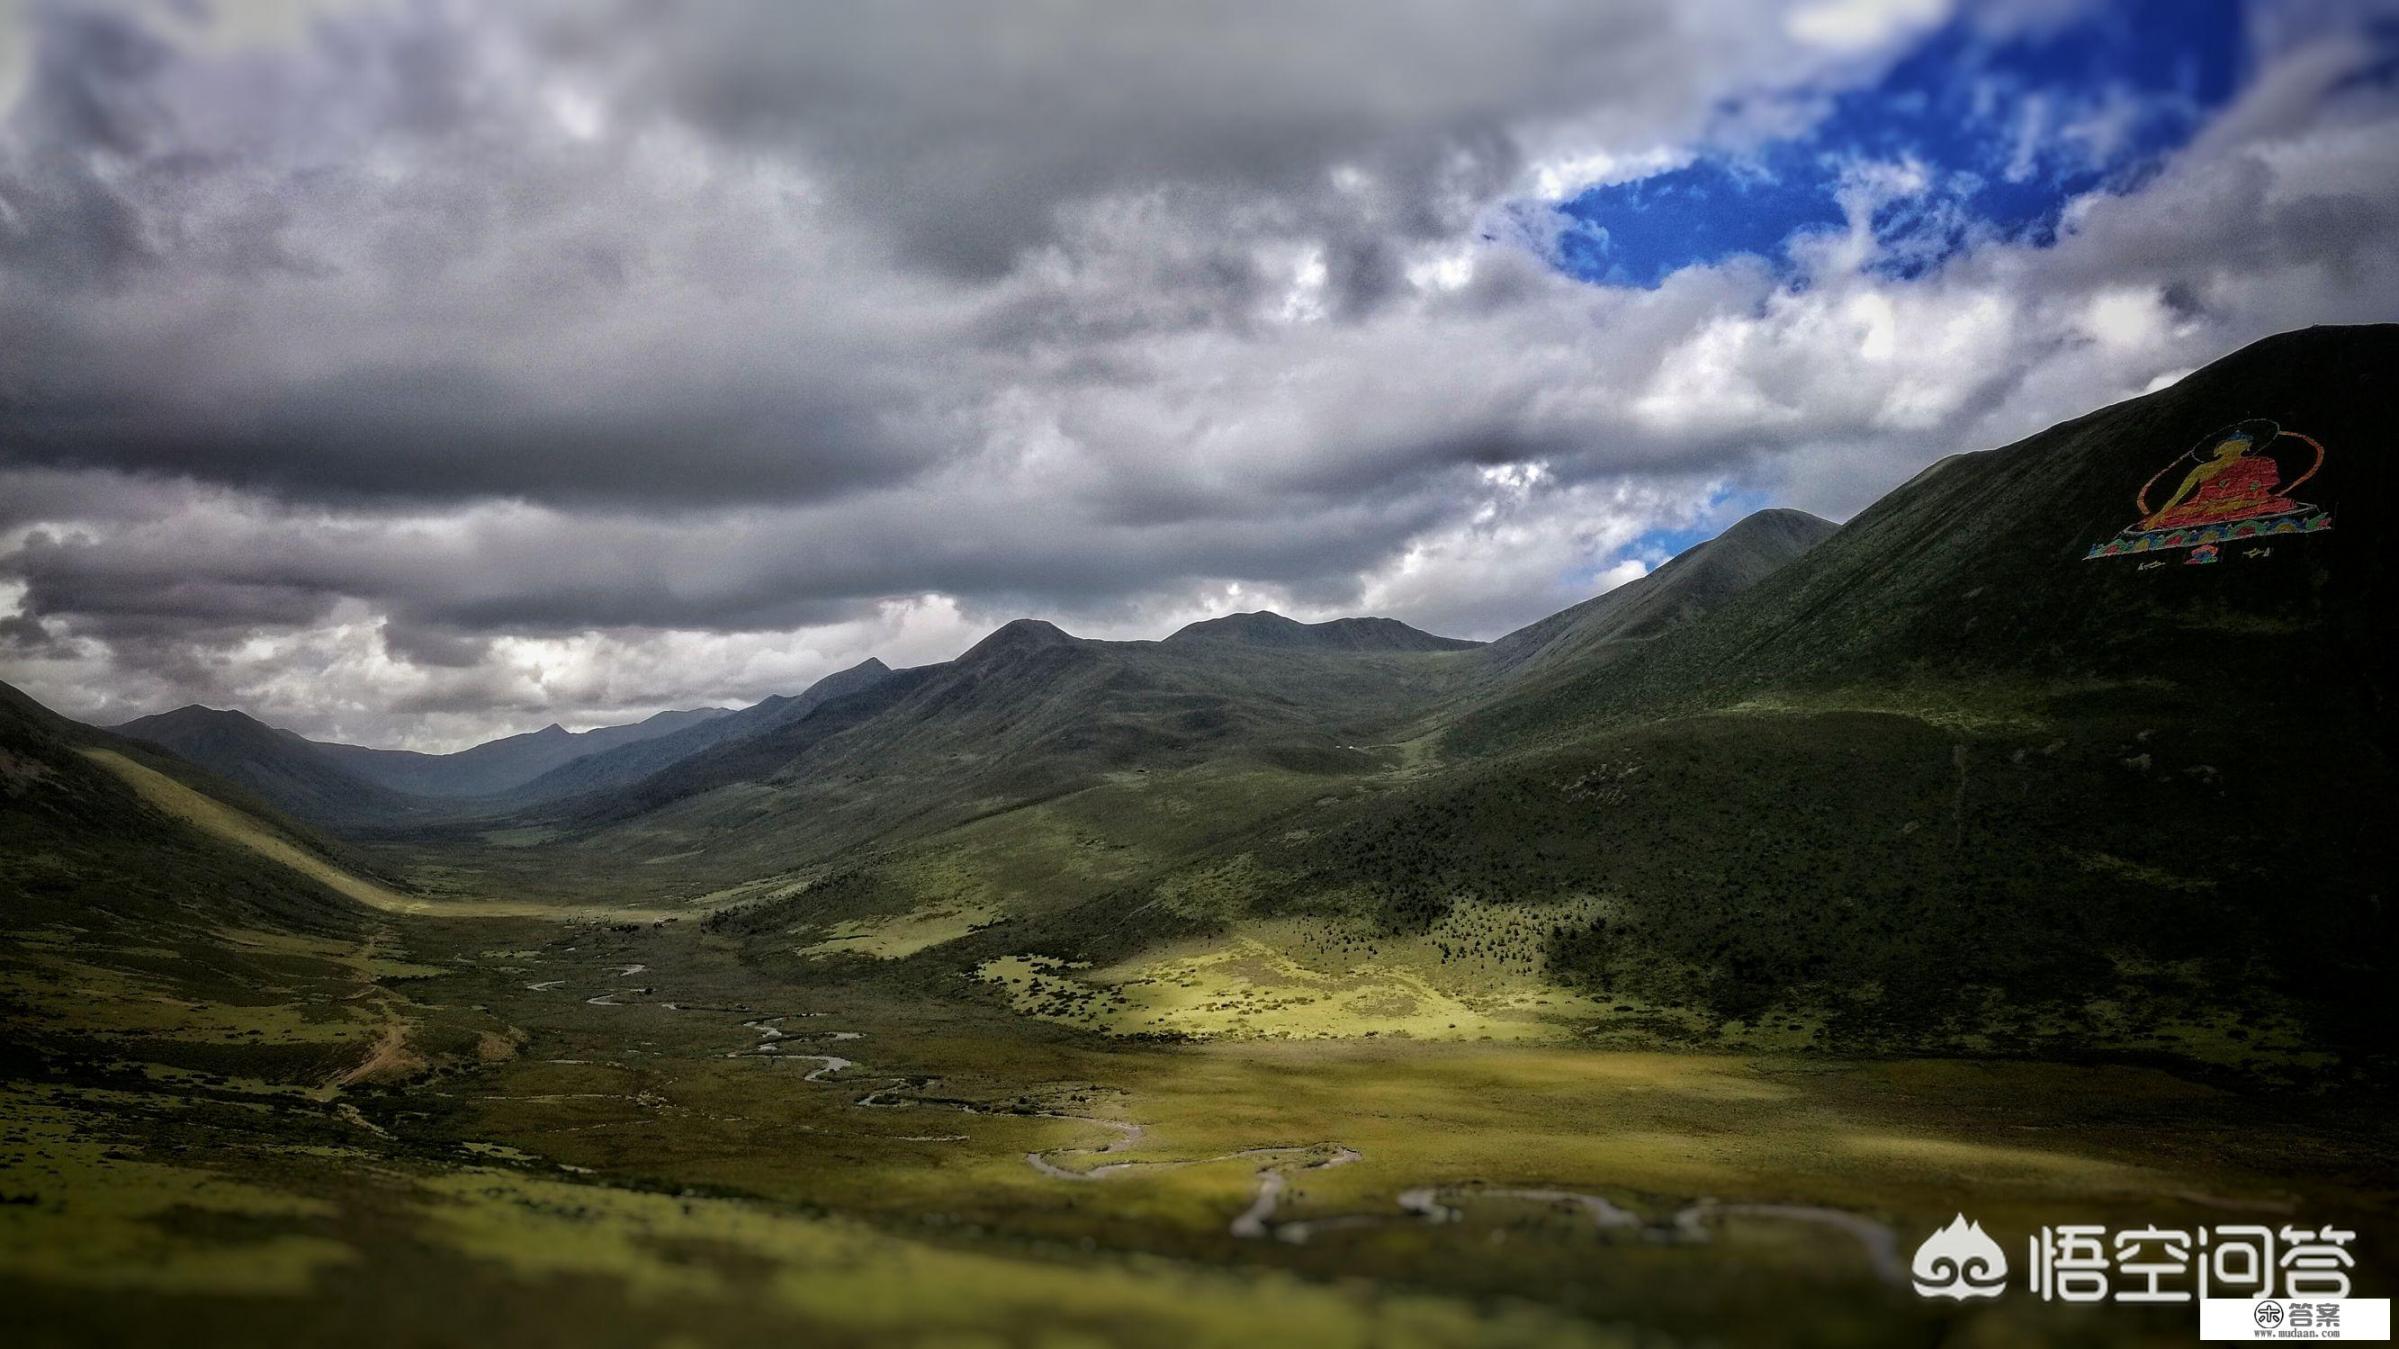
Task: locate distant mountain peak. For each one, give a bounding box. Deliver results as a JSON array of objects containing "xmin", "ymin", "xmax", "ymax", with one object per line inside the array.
[
  {"xmin": 963, "ymin": 618, "xmax": 1081, "ymax": 662},
  {"xmin": 140, "ymin": 702, "xmax": 250, "ymax": 723},
  {"xmin": 1165, "ymin": 610, "xmax": 1481, "ymax": 653},
  {"xmin": 1482, "ymin": 507, "xmax": 1837, "ymax": 675},
  {"xmin": 1705, "ymin": 507, "xmax": 1839, "ymax": 554},
  {"xmin": 497, "ymin": 656, "xmax": 902, "ymax": 809},
  {"xmin": 1725, "ymin": 506, "xmax": 1837, "ymax": 535},
  {"xmin": 1172, "ymin": 610, "xmax": 1306, "ymax": 640},
  {"xmin": 636, "ymin": 706, "xmax": 735, "ymax": 726},
  {"xmin": 110, "ymin": 700, "xmax": 438, "ymax": 830},
  {"xmin": 115, "ymin": 704, "xmax": 270, "ymax": 736}
]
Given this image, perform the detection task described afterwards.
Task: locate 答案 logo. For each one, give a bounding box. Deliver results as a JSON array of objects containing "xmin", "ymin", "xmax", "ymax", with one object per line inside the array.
[{"xmin": 1912, "ymin": 1214, "xmax": 2010, "ymax": 1300}]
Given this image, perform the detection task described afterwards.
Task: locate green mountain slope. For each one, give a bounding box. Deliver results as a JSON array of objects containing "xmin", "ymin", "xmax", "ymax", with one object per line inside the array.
[
  {"xmin": 4, "ymin": 681, "xmax": 367, "ymax": 940},
  {"xmin": 110, "ymin": 705, "xmax": 451, "ymax": 832},
  {"xmin": 3, "ymin": 677, "xmax": 535, "ymax": 1173},
  {"xmin": 521, "ymin": 515, "xmax": 1845, "ymax": 908},
  {"xmin": 1480, "ymin": 508, "xmax": 1836, "ymax": 678},
  {"xmin": 538, "ymin": 617, "xmax": 1482, "ymax": 883}
]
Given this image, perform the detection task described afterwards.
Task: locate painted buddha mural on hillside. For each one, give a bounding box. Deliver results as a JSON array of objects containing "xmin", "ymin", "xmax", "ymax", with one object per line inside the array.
[{"xmin": 2086, "ymin": 418, "xmax": 2332, "ymax": 563}]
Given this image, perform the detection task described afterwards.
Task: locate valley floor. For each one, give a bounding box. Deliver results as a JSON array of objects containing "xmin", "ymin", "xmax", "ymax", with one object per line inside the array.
[{"xmin": 5, "ymin": 902, "xmax": 2393, "ymax": 1348}]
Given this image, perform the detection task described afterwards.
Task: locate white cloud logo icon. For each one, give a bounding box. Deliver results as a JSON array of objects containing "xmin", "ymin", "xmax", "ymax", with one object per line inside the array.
[{"xmin": 1912, "ymin": 1214, "xmax": 2010, "ymax": 1300}]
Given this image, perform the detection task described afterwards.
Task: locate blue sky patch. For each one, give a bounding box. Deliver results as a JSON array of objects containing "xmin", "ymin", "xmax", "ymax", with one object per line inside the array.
[
  {"xmin": 1581, "ymin": 489, "xmax": 1778, "ymax": 592},
  {"xmin": 1549, "ymin": 0, "xmax": 2247, "ymax": 288},
  {"xmin": 1622, "ymin": 521, "xmax": 1718, "ymax": 565}
]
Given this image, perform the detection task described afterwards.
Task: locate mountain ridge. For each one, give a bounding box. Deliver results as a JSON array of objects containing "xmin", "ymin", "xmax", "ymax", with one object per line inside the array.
[
  {"xmin": 110, "ymin": 704, "xmax": 451, "ymax": 830},
  {"xmin": 308, "ymin": 705, "xmax": 734, "ymax": 798},
  {"xmin": 1166, "ymin": 611, "xmax": 1482, "ymax": 652},
  {"xmin": 1481, "ymin": 507, "xmax": 1837, "ymax": 678},
  {"xmin": 502, "ymin": 658, "xmax": 896, "ymax": 806}
]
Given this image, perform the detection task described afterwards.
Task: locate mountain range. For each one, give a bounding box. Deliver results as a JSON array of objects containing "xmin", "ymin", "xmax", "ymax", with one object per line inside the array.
[
  {"xmin": 105, "ymin": 668, "xmax": 918, "ymax": 829},
  {"xmin": 10, "ymin": 322, "xmax": 2391, "ymax": 1064},
  {"xmin": 309, "ymin": 707, "xmax": 733, "ymax": 797},
  {"xmin": 103, "ymin": 509, "xmax": 1835, "ymax": 844}
]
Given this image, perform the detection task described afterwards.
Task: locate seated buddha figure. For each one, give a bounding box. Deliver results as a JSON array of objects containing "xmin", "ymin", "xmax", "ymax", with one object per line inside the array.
[{"xmin": 2139, "ymin": 428, "xmax": 2305, "ymax": 532}]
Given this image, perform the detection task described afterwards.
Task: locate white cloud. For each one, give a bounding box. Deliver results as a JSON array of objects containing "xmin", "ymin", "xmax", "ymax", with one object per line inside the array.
[{"xmin": 1785, "ymin": 0, "xmax": 1952, "ymax": 52}]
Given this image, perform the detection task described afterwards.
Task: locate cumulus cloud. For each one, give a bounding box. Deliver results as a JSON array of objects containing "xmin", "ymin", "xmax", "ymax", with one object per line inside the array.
[{"xmin": 1, "ymin": 0, "xmax": 2395, "ymax": 746}]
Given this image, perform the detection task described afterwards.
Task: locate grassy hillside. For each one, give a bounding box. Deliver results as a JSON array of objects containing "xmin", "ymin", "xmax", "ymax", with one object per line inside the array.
[
  {"xmin": 520, "ymin": 619, "xmax": 1484, "ymax": 890},
  {"xmin": 1480, "ymin": 508, "xmax": 1835, "ymax": 678},
  {"xmin": 3, "ymin": 678, "xmax": 508, "ymax": 1106},
  {"xmin": 508, "ymin": 505, "xmax": 1850, "ymax": 936},
  {"xmin": 9, "ymin": 686, "xmax": 378, "ymax": 941},
  {"xmin": 530, "ymin": 518, "xmax": 1839, "ymax": 895},
  {"xmin": 3, "ymin": 676, "xmax": 633, "ymax": 1143}
]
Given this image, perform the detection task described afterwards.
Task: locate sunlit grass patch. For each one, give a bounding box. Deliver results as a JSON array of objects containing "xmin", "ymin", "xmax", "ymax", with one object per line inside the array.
[
  {"xmin": 797, "ymin": 902, "xmax": 1003, "ymax": 960},
  {"xmin": 1707, "ymin": 676, "xmax": 2175, "ymax": 737},
  {"xmin": 979, "ymin": 921, "xmax": 1610, "ymax": 1042}
]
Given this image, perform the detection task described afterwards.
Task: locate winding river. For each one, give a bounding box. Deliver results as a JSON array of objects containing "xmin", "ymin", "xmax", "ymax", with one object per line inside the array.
[{"xmin": 549, "ymin": 992, "xmax": 1916, "ymax": 1288}]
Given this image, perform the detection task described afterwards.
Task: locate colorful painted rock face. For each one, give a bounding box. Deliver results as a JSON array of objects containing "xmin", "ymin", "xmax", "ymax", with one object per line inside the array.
[{"xmin": 2085, "ymin": 419, "xmax": 2332, "ymax": 561}]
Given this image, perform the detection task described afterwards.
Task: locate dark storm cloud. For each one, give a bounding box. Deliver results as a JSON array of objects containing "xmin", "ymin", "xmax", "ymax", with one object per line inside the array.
[
  {"xmin": 3, "ymin": 359, "xmax": 934, "ymax": 507},
  {"xmin": 0, "ymin": 0, "xmax": 1789, "ymax": 518},
  {"xmin": 551, "ymin": 1, "xmax": 1720, "ymax": 277},
  {"xmin": 0, "ymin": 5, "xmax": 173, "ymax": 286},
  {"xmin": 0, "ymin": 0, "xmax": 1866, "ymax": 571},
  {"xmin": 0, "ymin": 613, "xmax": 71, "ymax": 657},
  {"xmin": 0, "ymin": 464, "xmax": 1459, "ymax": 641},
  {"xmin": 0, "ymin": 0, "xmax": 968, "ymax": 510},
  {"xmin": 8, "ymin": 523, "xmax": 344, "ymax": 637},
  {"xmin": 376, "ymin": 617, "xmax": 488, "ymax": 669}
]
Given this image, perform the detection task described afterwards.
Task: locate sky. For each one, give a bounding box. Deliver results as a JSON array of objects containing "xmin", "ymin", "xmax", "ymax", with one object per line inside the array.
[{"xmin": 1, "ymin": 0, "xmax": 2395, "ymax": 749}]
